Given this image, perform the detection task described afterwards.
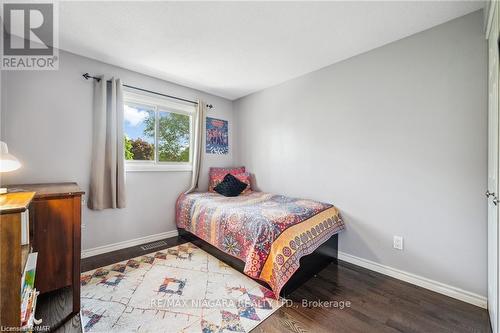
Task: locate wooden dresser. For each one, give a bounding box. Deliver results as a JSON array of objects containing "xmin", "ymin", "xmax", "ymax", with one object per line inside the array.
[
  {"xmin": 18, "ymin": 183, "xmax": 84, "ymax": 316},
  {"xmin": 0, "ymin": 191, "xmax": 35, "ymax": 328},
  {"xmin": 5, "ymin": 182, "xmax": 84, "ymax": 327}
]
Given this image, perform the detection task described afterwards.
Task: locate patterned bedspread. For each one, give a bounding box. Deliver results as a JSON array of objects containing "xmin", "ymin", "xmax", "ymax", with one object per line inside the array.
[{"xmin": 176, "ymin": 191, "xmax": 345, "ymax": 297}]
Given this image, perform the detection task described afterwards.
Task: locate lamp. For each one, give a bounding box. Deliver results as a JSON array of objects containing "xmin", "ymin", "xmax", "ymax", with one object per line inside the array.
[{"xmin": 0, "ymin": 141, "xmax": 21, "ymax": 194}]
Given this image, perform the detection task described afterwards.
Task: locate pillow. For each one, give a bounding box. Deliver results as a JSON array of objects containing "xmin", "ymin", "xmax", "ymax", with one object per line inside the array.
[
  {"xmin": 214, "ymin": 173, "xmax": 248, "ymax": 197},
  {"xmin": 208, "ymin": 166, "xmax": 245, "ymax": 192},
  {"xmin": 235, "ymin": 172, "xmax": 252, "ymax": 194},
  {"xmin": 210, "ymin": 171, "xmax": 252, "ymax": 194}
]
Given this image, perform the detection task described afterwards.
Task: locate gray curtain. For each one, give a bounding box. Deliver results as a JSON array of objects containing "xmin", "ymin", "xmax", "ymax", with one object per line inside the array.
[
  {"xmin": 185, "ymin": 100, "xmax": 205, "ymax": 193},
  {"xmin": 88, "ymin": 77, "xmax": 126, "ymax": 210}
]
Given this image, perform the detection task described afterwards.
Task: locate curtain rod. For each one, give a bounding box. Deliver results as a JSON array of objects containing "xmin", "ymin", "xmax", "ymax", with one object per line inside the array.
[{"xmin": 82, "ymin": 73, "xmax": 214, "ymax": 109}]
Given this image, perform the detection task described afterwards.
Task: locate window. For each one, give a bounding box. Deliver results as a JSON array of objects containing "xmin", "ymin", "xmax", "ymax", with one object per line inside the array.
[{"xmin": 123, "ymin": 90, "xmax": 194, "ymax": 171}]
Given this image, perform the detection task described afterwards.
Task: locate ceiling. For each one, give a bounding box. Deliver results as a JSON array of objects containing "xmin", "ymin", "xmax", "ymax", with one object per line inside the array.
[{"xmin": 58, "ymin": 1, "xmax": 485, "ymax": 100}]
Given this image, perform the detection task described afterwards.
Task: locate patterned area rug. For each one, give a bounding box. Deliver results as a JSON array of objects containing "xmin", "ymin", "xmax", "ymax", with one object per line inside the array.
[{"xmin": 80, "ymin": 243, "xmax": 283, "ymax": 332}]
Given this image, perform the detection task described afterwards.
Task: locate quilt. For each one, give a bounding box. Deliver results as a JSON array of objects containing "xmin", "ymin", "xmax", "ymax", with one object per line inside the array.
[{"xmin": 176, "ymin": 191, "xmax": 344, "ymax": 296}]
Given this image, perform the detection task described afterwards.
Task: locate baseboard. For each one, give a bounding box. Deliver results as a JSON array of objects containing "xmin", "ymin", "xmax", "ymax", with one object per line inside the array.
[
  {"xmin": 80, "ymin": 233, "xmax": 486, "ymax": 308},
  {"xmin": 338, "ymin": 251, "xmax": 487, "ymax": 309},
  {"xmin": 81, "ymin": 230, "xmax": 179, "ymax": 259}
]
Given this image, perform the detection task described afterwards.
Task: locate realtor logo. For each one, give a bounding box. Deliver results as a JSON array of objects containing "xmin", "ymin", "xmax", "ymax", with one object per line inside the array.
[{"xmin": 1, "ymin": 1, "xmax": 59, "ymax": 70}]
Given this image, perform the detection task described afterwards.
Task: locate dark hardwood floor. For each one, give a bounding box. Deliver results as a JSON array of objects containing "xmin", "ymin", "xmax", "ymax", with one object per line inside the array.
[{"xmin": 39, "ymin": 236, "xmax": 490, "ymax": 333}]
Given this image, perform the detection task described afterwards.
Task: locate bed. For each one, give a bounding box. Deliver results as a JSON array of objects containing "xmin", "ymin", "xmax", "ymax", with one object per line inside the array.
[{"xmin": 176, "ymin": 191, "xmax": 344, "ymax": 297}]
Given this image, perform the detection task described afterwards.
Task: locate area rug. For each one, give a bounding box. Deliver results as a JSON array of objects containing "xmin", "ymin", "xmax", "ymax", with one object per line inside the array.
[{"xmin": 80, "ymin": 242, "xmax": 283, "ymax": 332}]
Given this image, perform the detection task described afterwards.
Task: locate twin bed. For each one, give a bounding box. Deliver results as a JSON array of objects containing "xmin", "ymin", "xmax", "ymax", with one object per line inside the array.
[{"xmin": 176, "ymin": 190, "xmax": 345, "ymax": 298}]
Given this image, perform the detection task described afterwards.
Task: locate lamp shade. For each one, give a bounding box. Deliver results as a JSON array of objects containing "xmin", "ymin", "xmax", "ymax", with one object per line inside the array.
[{"xmin": 0, "ymin": 141, "xmax": 21, "ymax": 172}]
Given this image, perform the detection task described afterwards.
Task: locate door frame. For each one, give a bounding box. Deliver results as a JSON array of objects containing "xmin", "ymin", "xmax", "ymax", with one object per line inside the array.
[{"xmin": 487, "ymin": 2, "xmax": 500, "ymax": 332}]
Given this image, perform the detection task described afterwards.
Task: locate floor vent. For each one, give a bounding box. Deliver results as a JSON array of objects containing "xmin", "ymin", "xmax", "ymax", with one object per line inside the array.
[{"xmin": 141, "ymin": 240, "xmax": 168, "ymax": 251}]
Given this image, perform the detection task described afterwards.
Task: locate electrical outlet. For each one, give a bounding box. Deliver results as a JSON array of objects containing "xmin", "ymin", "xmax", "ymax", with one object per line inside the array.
[{"xmin": 393, "ymin": 236, "xmax": 403, "ymax": 250}]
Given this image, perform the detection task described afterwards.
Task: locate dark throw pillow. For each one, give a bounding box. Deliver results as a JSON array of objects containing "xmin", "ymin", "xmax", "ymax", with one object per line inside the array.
[{"xmin": 214, "ymin": 173, "xmax": 248, "ymax": 197}]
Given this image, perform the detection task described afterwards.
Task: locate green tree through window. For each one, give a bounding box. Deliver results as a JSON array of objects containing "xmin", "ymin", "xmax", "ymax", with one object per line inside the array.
[
  {"xmin": 143, "ymin": 111, "xmax": 190, "ymax": 162},
  {"xmin": 124, "ymin": 101, "xmax": 191, "ymax": 163}
]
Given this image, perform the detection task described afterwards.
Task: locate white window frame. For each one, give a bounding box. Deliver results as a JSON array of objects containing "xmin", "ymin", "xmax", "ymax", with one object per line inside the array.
[{"xmin": 123, "ymin": 89, "xmax": 195, "ymax": 172}]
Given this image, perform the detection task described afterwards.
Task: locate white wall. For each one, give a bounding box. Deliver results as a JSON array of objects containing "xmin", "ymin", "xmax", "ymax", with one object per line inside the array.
[
  {"xmin": 1, "ymin": 49, "xmax": 235, "ymax": 251},
  {"xmin": 234, "ymin": 11, "xmax": 487, "ymax": 296}
]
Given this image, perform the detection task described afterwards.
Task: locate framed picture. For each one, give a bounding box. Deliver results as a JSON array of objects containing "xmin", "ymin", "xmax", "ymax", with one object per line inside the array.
[{"xmin": 206, "ymin": 117, "xmax": 228, "ymax": 154}]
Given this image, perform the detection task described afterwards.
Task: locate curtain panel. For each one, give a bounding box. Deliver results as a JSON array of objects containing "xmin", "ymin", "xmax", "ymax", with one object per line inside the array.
[
  {"xmin": 185, "ymin": 100, "xmax": 206, "ymax": 193},
  {"xmin": 88, "ymin": 77, "xmax": 126, "ymax": 210}
]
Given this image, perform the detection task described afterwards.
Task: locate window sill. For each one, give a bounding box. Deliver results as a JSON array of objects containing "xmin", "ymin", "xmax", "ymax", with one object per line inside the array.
[{"xmin": 125, "ymin": 164, "xmax": 193, "ymax": 172}]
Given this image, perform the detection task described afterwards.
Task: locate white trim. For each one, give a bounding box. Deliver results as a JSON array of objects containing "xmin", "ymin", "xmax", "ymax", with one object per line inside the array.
[
  {"xmin": 486, "ymin": 1, "xmax": 496, "ymax": 39},
  {"xmin": 80, "ymin": 233, "xmax": 486, "ymax": 308},
  {"xmin": 338, "ymin": 251, "xmax": 487, "ymax": 309},
  {"xmin": 81, "ymin": 230, "xmax": 179, "ymax": 259},
  {"xmin": 125, "ymin": 163, "xmax": 193, "ymax": 172},
  {"xmin": 123, "ymin": 89, "xmax": 195, "ymax": 169}
]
